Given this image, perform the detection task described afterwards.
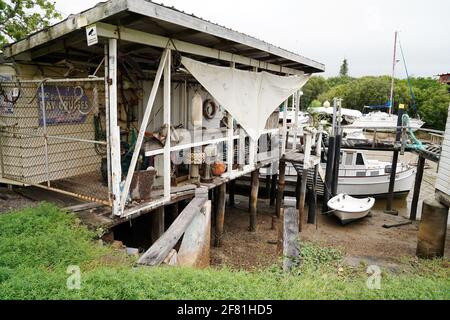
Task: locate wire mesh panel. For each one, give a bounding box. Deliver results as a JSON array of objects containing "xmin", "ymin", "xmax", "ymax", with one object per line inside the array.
[{"xmin": 0, "ymin": 78, "xmax": 110, "ymax": 205}]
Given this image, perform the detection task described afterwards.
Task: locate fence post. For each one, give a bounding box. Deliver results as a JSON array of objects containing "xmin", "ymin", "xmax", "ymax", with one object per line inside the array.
[{"xmin": 108, "ymin": 39, "xmax": 122, "ymax": 216}]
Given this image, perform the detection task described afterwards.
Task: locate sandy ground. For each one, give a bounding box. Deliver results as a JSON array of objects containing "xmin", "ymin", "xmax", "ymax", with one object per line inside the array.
[
  {"xmin": 210, "ymin": 194, "xmax": 450, "ymax": 271},
  {"xmin": 1, "ymin": 151, "xmax": 448, "ymax": 271}
]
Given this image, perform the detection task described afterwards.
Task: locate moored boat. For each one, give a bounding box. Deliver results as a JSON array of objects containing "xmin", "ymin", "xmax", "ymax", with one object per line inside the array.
[{"xmin": 327, "ymin": 194, "xmax": 375, "ymax": 224}]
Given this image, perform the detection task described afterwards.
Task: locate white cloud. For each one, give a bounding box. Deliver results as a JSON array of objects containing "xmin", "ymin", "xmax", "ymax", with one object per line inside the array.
[{"xmin": 54, "ymin": 0, "xmax": 450, "ymax": 77}]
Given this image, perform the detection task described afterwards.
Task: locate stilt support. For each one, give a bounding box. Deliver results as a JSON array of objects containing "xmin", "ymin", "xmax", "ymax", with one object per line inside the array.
[
  {"xmin": 215, "ymin": 184, "xmax": 226, "ymax": 247},
  {"xmin": 151, "ymin": 207, "xmax": 165, "ymax": 244},
  {"xmin": 298, "ymin": 168, "xmax": 308, "ymax": 231},
  {"xmin": 410, "ymin": 156, "xmax": 425, "ymax": 220},
  {"xmin": 249, "ymin": 169, "xmax": 260, "ymax": 232},
  {"xmin": 275, "ymin": 161, "xmax": 286, "ymax": 218},
  {"xmin": 270, "ymin": 174, "xmax": 278, "ymax": 206}
]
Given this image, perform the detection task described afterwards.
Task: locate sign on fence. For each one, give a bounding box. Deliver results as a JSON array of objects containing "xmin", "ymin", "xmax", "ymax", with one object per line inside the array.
[{"xmin": 38, "ymin": 85, "xmax": 90, "ymax": 126}]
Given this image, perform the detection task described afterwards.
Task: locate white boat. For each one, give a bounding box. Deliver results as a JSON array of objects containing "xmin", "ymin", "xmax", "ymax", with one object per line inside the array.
[
  {"xmin": 351, "ymin": 111, "xmax": 424, "ymax": 132},
  {"xmin": 272, "ymin": 149, "xmax": 416, "ymax": 198},
  {"xmin": 279, "ymin": 110, "xmax": 310, "ymax": 125},
  {"xmin": 327, "ymin": 194, "xmax": 375, "ymax": 224},
  {"xmin": 309, "ymin": 106, "xmax": 362, "ymax": 124}
]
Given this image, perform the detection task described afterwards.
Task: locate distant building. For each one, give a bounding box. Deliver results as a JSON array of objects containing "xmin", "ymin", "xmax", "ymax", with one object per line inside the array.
[{"xmin": 438, "ymin": 73, "xmax": 450, "ymax": 93}]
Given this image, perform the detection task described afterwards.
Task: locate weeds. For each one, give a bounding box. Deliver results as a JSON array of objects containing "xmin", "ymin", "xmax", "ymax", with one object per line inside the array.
[{"xmin": 0, "ymin": 204, "xmax": 448, "ymax": 300}]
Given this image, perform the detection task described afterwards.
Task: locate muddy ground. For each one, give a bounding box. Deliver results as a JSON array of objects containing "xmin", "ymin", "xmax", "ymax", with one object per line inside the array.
[
  {"xmin": 1, "ymin": 152, "xmax": 449, "ymax": 271},
  {"xmin": 210, "ymin": 194, "xmax": 450, "ymax": 271}
]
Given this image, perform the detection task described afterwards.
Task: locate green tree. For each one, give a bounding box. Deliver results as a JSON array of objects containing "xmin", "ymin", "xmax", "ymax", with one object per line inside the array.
[
  {"xmin": 339, "ymin": 58, "xmax": 349, "ymax": 77},
  {"xmin": 0, "ymin": 0, "xmax": 61, "ymax": 48},
  {"xmin": 300, "ymin": 76, "xmax": 330, "ymax": 109}
]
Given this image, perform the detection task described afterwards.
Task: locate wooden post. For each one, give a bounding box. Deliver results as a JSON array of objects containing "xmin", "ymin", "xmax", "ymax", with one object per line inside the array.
[
  {"xmin": 323, "ymin": 136, "xmax": 335, "ymax": 211},
  {"xmin": 249, "ymin": 169, "xmax": 260, "ymax": 232},
  {"xmin": 295, "ymin": 173, "xmax": 301, "ymax": 209},
  {"xmin": 228, "ymin": 180, "xmax": 235, "ymax": 207},
  {"xmin": 331, "ymin": 134, "xmax": 341, "ymax": 196},
  {"xmin": 270, "ymin": 173, "xmax": 278, "ymax": 206},
  {"xmin": 108, "ymin": 38, "xmax": 122, "ymax": 216},
  {"xmin": 308, "ymin": 166, "xmax": 318, "ymax": 224},
  {"xmin": 298, "ymin": 168, "xmax": 308, "ymax": 231},
  {"xmin": 275, "ymin": 161, "xmax": 286, "ymax": 218},
  {"xmin": 138, "ymin": 188, "xmax": 208, "ymax": 266},
  {"xmin": 416, "ymin": 198, "xmax": 448, "ymax": 259},
  {"xmin": 265, "ymin": 174, "xmax": 271, "ymax": 199},
  {"xmin": 170, "ymin": 202, "xmax": 179, "ymax": 222},
  {"xmin": 283, "ymin": 207, "xmax": 301, "ymax": 272},
  {"xmin": 410, "ymin": 155, "xmax": 425, "ymax": 220},
  {"xmin": 151, "ymin": 207, "xmax": 165, "ymax": 244},
  {"xmin": 277, "ymin": 208, "xmax": 284, "ymax": 255},
  {"xmin": 385, "ymin": 150, "xmax": 399, "ymax": 215},
  {"xmin": 215, "ymin": 184, "xmax": 226, "ymax": 247},
  {"xmin": 385, "ymin": 108, "xmax": 404, "ymax": 215}
]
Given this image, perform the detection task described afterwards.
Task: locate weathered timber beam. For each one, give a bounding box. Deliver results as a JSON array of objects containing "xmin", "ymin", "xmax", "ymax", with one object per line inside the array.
[
  {"xmin": 138, "ymin": 188, "xmax": 208, "ymax": 266},
  {"xmin": 95, "ymin": 23, "xmax": 305, "ymax": 76}
]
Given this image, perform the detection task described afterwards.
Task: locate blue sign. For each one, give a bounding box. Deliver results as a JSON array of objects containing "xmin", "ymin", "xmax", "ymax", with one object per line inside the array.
[{"xmin": 38, "ymin": 85, "xmax": 90, "ymax": 126}]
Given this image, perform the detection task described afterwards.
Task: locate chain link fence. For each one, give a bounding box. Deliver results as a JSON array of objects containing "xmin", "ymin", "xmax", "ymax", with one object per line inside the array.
[{"xmin": 0, "ymin": 78, "xmax": 111, "ymax": 205}]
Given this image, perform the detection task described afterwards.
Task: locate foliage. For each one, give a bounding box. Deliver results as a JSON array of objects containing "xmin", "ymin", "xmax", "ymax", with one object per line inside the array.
[
  {"xmin": 0, "ymin": 204, "xmax": 449, "ymax": 300},
  {"xmin": 302, "ymin": 74, "xmax": 450, "ymax": 130},
  {"xmin": 300, "ymin": 76, "xmax": 330, "ymax": 110},
  {"xmin": 339, "ymin": 59, "xmax": 349, "ymax": 77},
  {"xmin": 0, "ymin": 0, "xmax": 61, "ymax": 48}
]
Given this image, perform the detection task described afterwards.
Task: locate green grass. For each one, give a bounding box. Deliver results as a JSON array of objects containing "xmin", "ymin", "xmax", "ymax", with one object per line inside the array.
[{"xmin": 0, "ymin": 203, "xmax": 449, "ymax": 300}]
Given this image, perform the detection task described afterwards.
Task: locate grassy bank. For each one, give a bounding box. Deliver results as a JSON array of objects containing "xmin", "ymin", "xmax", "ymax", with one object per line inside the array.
[{"xmin": 0, "ymin": 203, "xmax": 448, "ymax": 300}]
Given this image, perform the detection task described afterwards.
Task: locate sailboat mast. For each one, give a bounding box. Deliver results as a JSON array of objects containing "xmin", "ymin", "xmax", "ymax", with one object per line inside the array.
[{"xmin": 389, "ymin": 31, "xmax": 398, "ymax": 115}]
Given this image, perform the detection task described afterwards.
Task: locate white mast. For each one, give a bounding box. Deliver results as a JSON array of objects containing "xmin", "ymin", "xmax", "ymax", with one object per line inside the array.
[{"xmin": 389, "ymin": 31, "xmax": 398, "ymax": 115}]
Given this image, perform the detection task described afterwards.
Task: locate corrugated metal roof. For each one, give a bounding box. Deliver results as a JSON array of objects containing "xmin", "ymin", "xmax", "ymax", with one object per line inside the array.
[{"xmin": 3, "ymin": 0, "xmax": 325, "ymax": 74}]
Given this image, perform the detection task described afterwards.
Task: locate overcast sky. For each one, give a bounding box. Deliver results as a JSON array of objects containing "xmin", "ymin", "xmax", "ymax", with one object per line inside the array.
[{"xmin": 54, "ymin": 0, "xmax": 449, "ymax": 78}]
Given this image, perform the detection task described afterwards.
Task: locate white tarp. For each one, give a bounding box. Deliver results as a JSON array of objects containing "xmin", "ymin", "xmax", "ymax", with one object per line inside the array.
[{"xmin": 181, "ymin": 57, "xmax": 310, "ymax": 141}]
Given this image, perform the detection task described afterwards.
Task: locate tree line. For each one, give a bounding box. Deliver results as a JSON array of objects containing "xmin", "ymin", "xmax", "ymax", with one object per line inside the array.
[{"xmin": 300, "ymin": 74, "xmax": 450, "ymax": 131}]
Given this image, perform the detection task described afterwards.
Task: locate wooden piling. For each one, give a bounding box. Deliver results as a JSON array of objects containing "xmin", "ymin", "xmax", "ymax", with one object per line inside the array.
[
  {"xmin": 275, "ymin": 161, "xmax": 286, "ymax": 218},
  {"xmin": 332, "ymin": 134, "xmax": 342, "ymax": 196},
  {"xmin": 169, "ymin": 202, "xmax": 179, "ymax": 222},
  {"xmin": 295, "ymin": 173, "xmax": 301, "ymax": 209},
  {"xmin": 308, "ymin": 165, "xmax": 318, "ymax": 224},
  {"xmin": 270, "ymin": 173, "xmax": 278, "ymax": 206},
  {"xmin": 228, "ymin": 180, "xmax": 235, "ymax": 207},
  {"xmin": 215, "ymin": 184, "xmax": 226, "ymax": 247},
  {"xmin": 385, "ymin": 108, "xmax": 404, "ymax": 215},
  {"xmin": 249, "ymin": 169, "xmax": 260, "ymax": 232},
  {"xmin": 298, "ymin": 168, "xmax": 308, "ymax": 231},
  {"xmin": 410, "ymin": 155, "xmax": 425, "ymax": 220},
  {"xmin": 416, "ymin": 198, "xmax": 448, "ymax": 259},
  {"xmin": 283, "ymin": 207, "xmax": 300, "ymax": 272},
  {"xmin": 385, "ymin": 150, "xmax": 400, "ymax": 215},
  {"xmin": 265, "ymin": 174, "xmax": 271, "ymax": 199},
  {"xmin": 323, "ymin": 136, "xmax": 335, "ymax": 211},
  {"xmin": 150, "ymin": 207, "xmax": 165, "ymax": 244},
  {"xmin": 307, "ymin": 188, "xmax": 317, "ymax": 225}
]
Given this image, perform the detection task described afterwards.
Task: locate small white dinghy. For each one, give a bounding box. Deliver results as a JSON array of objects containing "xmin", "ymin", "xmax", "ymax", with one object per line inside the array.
[{"xmin": 327, "ymin": 194, "xmax": 375, "ymax": 225}]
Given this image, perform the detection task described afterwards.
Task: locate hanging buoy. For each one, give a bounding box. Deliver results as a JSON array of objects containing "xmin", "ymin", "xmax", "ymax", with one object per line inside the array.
[{"xmin": 192, "ymin": 93, "xmax": 203, "ymax": 128}]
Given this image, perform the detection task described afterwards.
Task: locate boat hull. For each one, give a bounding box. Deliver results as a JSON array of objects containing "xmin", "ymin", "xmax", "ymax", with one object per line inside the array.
[
  {"xmin": 332, "ymin": 209, "xmax": 371, "ymax": 225},
  {"xmin": 280, "ymin": 165, "xmax": 416, "ymax": 198}
]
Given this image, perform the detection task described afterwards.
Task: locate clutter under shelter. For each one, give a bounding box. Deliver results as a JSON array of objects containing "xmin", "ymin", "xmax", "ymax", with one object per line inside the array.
[{"xmin": 0, "ymin": 0, "xmax": 325, "ymax": 263}]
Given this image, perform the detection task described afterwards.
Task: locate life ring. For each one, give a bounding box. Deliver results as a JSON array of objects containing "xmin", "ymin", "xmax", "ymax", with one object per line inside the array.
[{"xmin": 203, "ymin": 99, "xmax": 217, "ymax": 120}]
